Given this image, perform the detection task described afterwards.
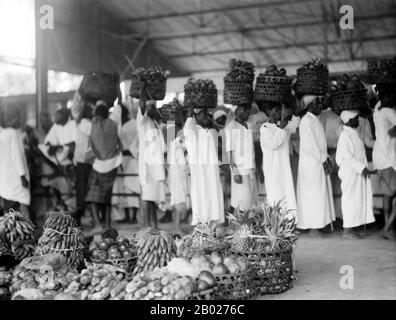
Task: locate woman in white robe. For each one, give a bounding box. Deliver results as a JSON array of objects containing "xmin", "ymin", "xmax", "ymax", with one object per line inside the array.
[
  {"xmin": 260, "ymin": 104, "xmax": 299, "ymax": 214},
  {"xmin": 336, "ymin": 110, "xmax": 375, "ymax": 238},
  {"xmin": 297, "ymin": 96, "xmax": 336, "ymax": 231},
  {"xmin": 184, "ymin": 110, "xmax": 224, "ymax": 227}
]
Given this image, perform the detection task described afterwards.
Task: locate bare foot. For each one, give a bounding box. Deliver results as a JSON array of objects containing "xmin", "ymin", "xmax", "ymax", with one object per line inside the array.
[
  {"xmin": 88, "ymin": 226, "xmax": 104, "ymax": 236},
  {"xmin": 343, "ymin": 230, "xmax": 362, "ymax": 239},
  {"xmin": 383, "ymin": 230, "xmax": 396, "ymax": 241},
  {"xmin": 306, "ymin": 229, "xmax": 321, "ymax": 237}
]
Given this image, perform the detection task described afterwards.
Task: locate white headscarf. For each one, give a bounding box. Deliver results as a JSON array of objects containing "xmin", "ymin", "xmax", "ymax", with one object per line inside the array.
[
  {"xmin": 340, "ymin": 110, "xmax": 359, "ymax": 124},
  {"xmin": 301, "ymin": 95, "xmax": 318, "ymax": 109},
  {"xmin": 213, "ymin": 109, "xmax": 227, "ymax": 121}
]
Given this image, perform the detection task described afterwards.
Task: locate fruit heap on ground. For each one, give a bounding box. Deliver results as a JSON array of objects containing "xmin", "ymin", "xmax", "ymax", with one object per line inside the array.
[
  {"xmin": 0, "ymin": 271, "xmax": 12, "ymax": 299},
  {"xmin": 61, "ymin": 263, "xmax": 128, "ymax": 300},
  {"xmin": 10, "ymin": 254, "xmax": 79, "ymax": 298},
  {"xmin": 125, "ymin": 267, "xmax": 196, "ymax": 300},
  {"xmin": 89, "ymin": 232, "xmax": 137, "ymax": 262},
  {"xmin": 134, "ymin": 228, "xmax": 176, "ymax": 273},
  {"xmin": 0, "ymin": 209, "xmax": 36, "ymax": 260},
  {"xmin": 177, "ymin": 223, "xmax": 227, "ymax": 258},
  {"xmin": 224, "ymin": 58, "xmax": 255, "ymax": 82},
  {"xmin": 35, "ymin": 211, "xmax": 87, "ymax": 269},
  {"xmin": 227, "ymin": 202, "xmax": 298, "ymax": 252}
]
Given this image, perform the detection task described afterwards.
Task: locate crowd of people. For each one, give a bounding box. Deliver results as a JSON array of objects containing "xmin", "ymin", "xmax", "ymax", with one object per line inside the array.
[{"xmin": 0, "ymin": 79, "xmax": 395, "ymax": 240}]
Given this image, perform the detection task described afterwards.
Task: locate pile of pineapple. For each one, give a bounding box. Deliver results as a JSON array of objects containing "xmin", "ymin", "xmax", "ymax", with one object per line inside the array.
[{"xmin": 227, "ymin": 202, "xmax": 297, "ymax": 252}]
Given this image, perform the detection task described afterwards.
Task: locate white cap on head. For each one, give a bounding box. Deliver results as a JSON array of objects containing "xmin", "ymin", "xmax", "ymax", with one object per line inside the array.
[
  {"xmin": 301, "ymin": 95, "xmax": 318, "ymax": 108},
  {"xmin": 213, "ymin": 109, "xmax": 227, "ymax": 120},
  {"xmin": 340, "ymin": 110, "xmax": 359, "ymax": 124}
]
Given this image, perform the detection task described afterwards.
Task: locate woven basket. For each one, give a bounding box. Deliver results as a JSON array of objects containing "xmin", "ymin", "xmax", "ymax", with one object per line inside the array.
[
  {"xmin": 295, "ymin": 67, "xmax": 329, "ymax": 96},
  {"xmin": 189, "ymin": 287, "xmax": 217, "ymax": 300},
  {"xmin": 223, "ymin": 79, "xmax": 253, "ymax": 105},
  {"xmin": 231, "ymin": 246, "xmax": 294, "ymax": 295},
  {"xmin": 79, "ymin": 71, "xmax": 119, "ymax": 106},
  {"xmin": 91, "ymin": 254, "xmax": 138, "ymax": 274},
  {"xmin": 330, "ymin": 89, "xmax": 368, "ymax": 114},
  {"xmin": 129, "ymin": 74, "xmax": 166, "ymax": 100},
  {"xmin": 367, "ymin": 58, "xmax": 396, "ymax": 84},
  {"xmin": 214, "ymin": 267, "xmax": 258, "ymax": 300},
  {"xmin": 159, "ymin": 105, "xmax": 177, "ymax": 122},
  {"xmin": 254, "ymin": 75, "xmax": 291, "ymax": 103},
  {"xmin": 184, "ymin": 89, "xmax": 217, "ymax": 109}
]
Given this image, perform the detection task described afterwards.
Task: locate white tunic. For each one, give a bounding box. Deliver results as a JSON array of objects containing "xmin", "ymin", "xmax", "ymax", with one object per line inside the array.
[
  {"xmin": 0, "ymin": 128, "xmax": 30, "ymax": 205},
  {"xmin": 225, "ymin": 120, "xmax": 255, "ymax": 211},
  {"xmin": 136, "ymin": 107, "xmax": 166, "ymax": 202},
  {"xmin": 184, "ymin": 117, "xmax": 224, "ymax": 225},
  {"xmin": 260, "ymin": 121, "xmax": 297, "ymax": 213},
  {"xmin": 168, "ymin": 134, "xmax": 190, "ymax": 206},
  {"xmin": 297, "ymin": 112, "xmax": 336, "ymax": 229},
  {"xmin": 372, "ymin": 103, "xmax": 396, "ymax": 171},
  {"xmin": 336, "ymin": 126, "xmax": 375, "ymax": 228}
]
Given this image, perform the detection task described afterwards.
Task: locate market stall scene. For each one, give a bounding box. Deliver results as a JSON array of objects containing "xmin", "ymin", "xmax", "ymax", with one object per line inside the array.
[{"xmin": 0, "ymin": 0, "xmax": 395, "ymax": 301}]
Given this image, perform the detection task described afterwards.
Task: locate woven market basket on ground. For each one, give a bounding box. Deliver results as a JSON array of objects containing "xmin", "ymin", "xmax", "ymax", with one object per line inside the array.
[
  {"xmin": 129, "ymin": 74, "xmax": 166, "ymax": 100},
  {"xmin": 330, "ymin": 88, "xmax": 368, "ymax": 114},
  {"xmin": 223, "ymin": 79, "xmax": 253, "ymax": 105},
  {"xmin": 184, "ymin": 90, "xmax": 217, "ymax": 109},
  {"xmin": 189, "ymin": 287, "xmax": 217, "ymax": 300},
  {"xmin": 254, "ymin": 75, "xmax": 292, "ymax": 103},
  {"xmin": 295, "ymin": 68, "xmax": 329, "ymax": 96},
  {"xmin": 79, "ymin": 71, "xmax": 119, "ymax": 106},
  {"xmin": 367, "ymin": 58, "xmax": 396, "ymax": 84},
  {"xmin": 231, "ymin": 246, "xmax": 294, "ymax": 295},
  {"xmin": 91, "ymin": 254, "xmax": 137, "ymax": 274},
  {"xmin": 214, "ymin": 267, "xmax": 258, "ymax": 300}
]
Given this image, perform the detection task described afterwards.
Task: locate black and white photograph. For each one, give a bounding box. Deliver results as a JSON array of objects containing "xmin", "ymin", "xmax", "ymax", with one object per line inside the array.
[{"xmin": 0, "ymin": 0, "xmax": 395, "ymax": 306}]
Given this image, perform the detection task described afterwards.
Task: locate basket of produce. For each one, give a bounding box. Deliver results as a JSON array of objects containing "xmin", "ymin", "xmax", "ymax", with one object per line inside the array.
[
  {"xmin": 35, "ymin": 211, "xmax": 87, "ymax": 270},
  {"xmin": 0, "ymin": 209, "xmax": 37, "ymax": 261},
  {"xmin": 0, "ymin": 271, "xmax": 12, "ymax": 300},
  {"xmin": 177, "ymin": 223, "xmax": 229, "ymax": 259},
  {"xmin": 227, "ymin": 203, "xmax": 297, "ymax": 295},
  {"xmin": 184, "ymin": 78, "xmax": 218, "ymax": 109},
  {"xmin": 224, "ymin": 58, "xmax": 255, "ymax": 105},
  {"xmin": 159, "ymin": 98, "xmax": 184, "ymax": 122},
  {"xmin": 330, "ymin": 73, "xmax": 368, "ymax": 114},
  {"xmin": 254, "ymin": 65, "xmax": 292, "ymax": 103},
  {"xmin": 367, "ymin": 57, "xmax": 396, "ymax": 84},
  {"xmin": 79, "ymin": 71, "xmax": 119, "ymax": 106},
  {"xmin": 89, "ymin": 231, "xmax": 138, "ymax": 274},
  {"xmin": 133, "ymin": 228, "xmax": 177, "ymax": 275},
  {"xmin": 129, "ymin": 66, "xmax": 167, "ymax": 100},
  {"xmin": 125, "ymin": 267, "xmax": 197, "ymax": 300},
  {"xmin": 295, "ymin": 58, "xmax": 329, "ymax": 96}
]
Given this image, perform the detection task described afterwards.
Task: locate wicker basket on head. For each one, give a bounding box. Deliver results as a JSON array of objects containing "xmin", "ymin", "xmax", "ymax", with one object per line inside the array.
[
  {"xmin": 231, "ymin": 246, "xmax": 294, "ymax": 295},
  {"xmin": 367, "ymin": 58, "xmax": 396, "ymax": 84},
  {"xmin": 223, "ymin": 79, "xmax": 253, "ymax": 105},
  {"xmin": 330, "ymin": 88, "xmax": 368, "ymax": 114},
  {"xmin": 129, "ymin": 73, "xmax": 166, "ymax": 100},
  {"xmin": 184, "ymin": 90, "xmax": 217, "ymax": 109},
  {"xmin": 79, "ymin": 71, "xmax": 119, "ymax": 106},
  {"xmin": 295, "ymin": 67, "xmax": 329, "ymax": 96},
  {"xmin": 214, "ymin": 267, "xmax": 258, "ymax": 300},
  {"xmin": 254, "ymin": 75, "xmax": 292, "ymax": 103}
]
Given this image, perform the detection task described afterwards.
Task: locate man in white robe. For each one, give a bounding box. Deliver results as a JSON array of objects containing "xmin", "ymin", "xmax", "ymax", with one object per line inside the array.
[
  {"xmin": 184, "ymin": 106, "xmax": 224, "ymax": 228},
  {"xmin": 137, "ymin": 88, "xmax": 166, "ymax": 229},
  {"xmin": 297, "ymin": 95, "xmax": 336, "ymax": 234},
  {"xmin": 260, "ymin": 103, "xmax": 299, "ymax": 214},
  {"xmin": 0, "ymin": 105, "xmax": 30, "ymax": 218},
  {"xmin": 225, "ymin": 106, "xmax": 255, "ymax": 212},
  {"xmin": 372, "ymin": 83, "xmax": 396, "ymax": 239},
  {"xmin": 336, "ymin": 110, "xmax": 375, "ymax": 238}
]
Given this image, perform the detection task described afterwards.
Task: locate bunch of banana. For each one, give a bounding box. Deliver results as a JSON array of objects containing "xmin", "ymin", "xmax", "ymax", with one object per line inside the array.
[
  {"xmin": 35, "ymin": 211, "xmax": 87, "ymax": 269},
  {"xmin": 0, "ymin": 209, "xmax": 36, "ymax": 260},
  {"xmin": 134, "ymin": 229, "xmax": 176, "ymax": 274}
]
